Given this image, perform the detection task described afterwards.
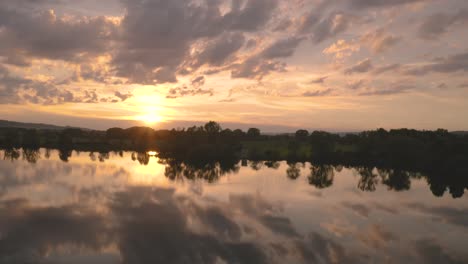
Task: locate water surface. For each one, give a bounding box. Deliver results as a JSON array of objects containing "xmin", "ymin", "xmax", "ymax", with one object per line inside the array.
[{"xmin": 0, "ymin": 149, "xmax": 467, "ymax": 263}]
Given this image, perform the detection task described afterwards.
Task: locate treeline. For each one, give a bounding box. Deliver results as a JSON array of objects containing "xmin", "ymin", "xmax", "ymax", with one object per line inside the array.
[
  {"xmin": 1, "ymin": 147, "xmax": 466, "ymax": 198},
  {"xmin": 105, "ymin": 122, "xmax": 262, "ymax": 161},
  {"xmin": 1, "ymin": 121, "xmax": 468, "ymax": 173},
  {"xmin": 0, "ymin": 122, "xmax": 251, "ymax": 161}
]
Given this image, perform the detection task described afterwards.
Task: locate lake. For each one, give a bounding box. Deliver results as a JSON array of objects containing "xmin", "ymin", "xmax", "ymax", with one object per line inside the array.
[{"xmin": 0, "ymin": 149, "xmax": 467, "ymax": 263}]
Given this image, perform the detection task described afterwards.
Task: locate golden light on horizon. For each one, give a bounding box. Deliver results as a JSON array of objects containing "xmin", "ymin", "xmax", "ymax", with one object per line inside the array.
[
  {"xmin": 147, "ymin": 151, "xmax": 157, "ymax": 156},
  {"xmin": 136, "ymin": 106, "xmax": 164, "ymax": 125}
]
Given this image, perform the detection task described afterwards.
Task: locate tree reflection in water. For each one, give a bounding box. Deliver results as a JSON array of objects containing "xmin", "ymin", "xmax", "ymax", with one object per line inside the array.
[
  {"xmin": 356, "ymin": 167, "xmax": 379, "ymax": 192},
  {"xmin": 58, "ymin": 148, "xmax": 72, "ymax": 162},
  {"xmin": 0, "ymin": 144, "xmax": 467, "ymax": 263},
  {"xmin": 308, "ymin": 165, "xmax": 334, "ymax": 189},
  {"xmin": 22, "ymin": 148, "xmax": 41, "ymax": 164},
  {"xmin": 162, "ymin": 159, "xmax": 240, "ymax": 183},
  {"xmin": 379, "ymin": 169, "xmax": 412, "ymax": 191},
  {"xmin": 3, "ymin": 148, "xmax": 20, "ymax": 161},
  {"xmin": 1, "ymin": 148, "xmax": 467, "ymax": 198},
  {"xmin": 286, "ymin": 162, "xmax": 302, "ymax": 180}
]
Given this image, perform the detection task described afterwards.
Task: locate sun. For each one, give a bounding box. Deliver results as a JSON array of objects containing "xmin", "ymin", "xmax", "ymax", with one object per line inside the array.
[
  {"xmin": 136, "ymin": 106, "xmax": 164, "ymax": 125},
  {"xmin": 140, "ymin": 114, "xmax": 162, "ymax": 124}
]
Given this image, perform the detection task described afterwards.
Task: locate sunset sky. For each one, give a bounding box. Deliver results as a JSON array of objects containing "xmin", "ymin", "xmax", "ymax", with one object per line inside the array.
[{"xmin": 0, "ymin": 0, "xmax": 467, "ymax": 132}]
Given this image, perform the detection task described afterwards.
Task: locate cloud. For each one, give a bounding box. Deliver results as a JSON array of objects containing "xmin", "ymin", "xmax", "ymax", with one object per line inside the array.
[
  {"xmin": 414, "ymin": 238, "xmax": 468, "ymax": 264},
  {"xmin": 273, "ymin": 18, "xmax": 293, "ymax": 32},
  {"xmin": 344, "ymin": 59, "xmax": 373, "ymax": 74},
  {"xmin": 372, "ymin": 202, "xmax": 399, "ymax": 215},
  {"xmin": 436, "ymin": 83, "xmax": 447, "ymax": 89},
  {"xmin": 76, "ymin": 63, "xmax": 112, "ymax": 83},
  {"xmin": 222, "ymin": 0, "xmax": 279, "ymax": 32},
  {"xmin": 347, "ymin": 79, "xmax": 366, "ymax": 90},
  {"xmin": 320, "ymin": 220, "xmax": 355, "ymax": 238},
  {"xmin": 0, "ymin": 199, "xmax": 114, "ymax": 262},
  {"xmin": 112, "ymin": 0, "xmax": 221, "ymax": 84},
  {"xmin": 260, "ymin": 215, "xmax": 300, "ymax": 237},
  {"xmin": 106, "ymin": 187, "xmax": 270, "ymax": 264},
  {"xmin": 166, "ymin": 85, "xmax": 213, "ymax": 99},
  {"xmin": 219, "ymin": 98, "xmax": 236, "ymax": 103},
  {"xmin": 114, "ymin": 91, "xmax": 133, "ymax": 101},
  {"xmin": 261, "ymin": 36, "xmax": 304, "ymax": 59},
  {"xmin": 342, "ymin": 201, "xmax": 371, "ymax": 217},
  {"xmin": 419, "ymin": 9, "xmax": 468, "ymax": 40},
  {"xmin": 0, "ymin": 65, "xmax": 67, "ymax": 104},
  {"xmin": 361, "ymin": 28, "xmax": 401, "ymax": 53},
  {"xmin": 231, "ymin": 57, "xmax": 286, "ymax": 79},
  {"xmin": 309, "ymin": 76, "xmax": 328, "ymax": 84},
  {"xmin": 324, "ymin": 28, "xmax": 400, "ymax": 59},
  {"xmin": 323, "ymin": 39, "xmax": 360, "ymax": 59},
  {"xmin": 297, "ymin": 232, "xmax": 362, "ymax": 264},
  {"xmin": 113, "ymin": 0, "xmax": 280, "ymax": 84},
  {"xmin": 404, "ymin": 52, "xmax": 468, "ymax": 75},
  {"xmin": 191, "ymin": 75, "xmax": 206, "ymax": 87},
  {"xmin": 358, "ymin": 224, "xmax": 397, "ymax": 249},
  {"xmin": 359, "ymin": 81, "xmax": 415, "ymax": 96},
  {"xmin": 0, "ymin": 65, "xmax": 30, "ymax": 103},
  {"xmin": 191, "ymin": 32, "xmax": 245, "ymax": 69},
  {"xmin": 406, "ymin": 203, "xmax": 468, "ymax": 228},
  {"xmin": 0, "ymin": 167, "xmax": 404, "ymax": 264},
  {"xmin": 229, "ymin": 35, "xmax": 306, "ymax": 80},
  {"xmin": 302, "ymin": 88, "xmax": 333, "ymax": 97},
  {"xmin": 347, "ymin": 0, "xmax": 428, "ymax": 9},
  {"xmin": 0, "ymin": 6, "xmax": 116, "ymax": 63},
  {"xmin": 0, "ymin": 64, "xmax": 124, "ymax": 104},
  {"xmin": 372, "ymin": 63, "xmax": 401, "ymax": 75},
  {"xmin": 0, "ymin": 0, "xmax": 467, "ymax": 107},
  {"xmin": 299, "ymin": 11, "xmax": 356, "ymax": 43}
]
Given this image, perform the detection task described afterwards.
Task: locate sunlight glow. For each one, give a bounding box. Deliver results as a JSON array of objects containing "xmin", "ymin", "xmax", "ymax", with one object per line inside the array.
[{"xmin": 136, "ymin": 106, "xmax": 164, "ymax": 125}]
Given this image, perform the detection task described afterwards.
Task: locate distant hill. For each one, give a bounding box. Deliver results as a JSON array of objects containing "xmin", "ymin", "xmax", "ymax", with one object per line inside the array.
[{"xmin": 0, "ymin": 120, "xmax": 82, "ymax": 130}]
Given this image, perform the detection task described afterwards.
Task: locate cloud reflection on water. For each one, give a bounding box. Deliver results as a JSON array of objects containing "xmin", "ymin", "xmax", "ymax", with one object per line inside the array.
[{"xmin": 0, "ymin": 149, "xmax": 467, "ymax": 263}]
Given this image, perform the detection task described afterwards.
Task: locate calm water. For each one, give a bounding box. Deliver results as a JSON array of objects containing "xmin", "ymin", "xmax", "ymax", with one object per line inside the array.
[{"xmin": 0, "ymin": 149, "xmax": 467, "ymax": 264}]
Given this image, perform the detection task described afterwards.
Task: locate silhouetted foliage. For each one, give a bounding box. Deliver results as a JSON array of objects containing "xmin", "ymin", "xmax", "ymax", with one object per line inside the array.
[
  {"xmin": 1, "ymin": 123, "xmax": 467, "ymax": 198},
  {"xmin": 264, "ymin": 160, "xmax": 280, "ymax": 169},
  {"xmin": 308, "ymin": 165, "xmax": 334, "ymax": 189},
  {"xmin": 309, "ymin": 131, "xmax": 338, "ymax": 162},
  {"xmin": 380, "ymin": 169, "xmax": 411, "ymax": 191},
  {"xmin": 286, "ymin": 162, "xmax": 301, "ymax": 180},
  {"xmin": 136, "ymin": 152, "xmax": 150, "ymax": 165},
  {"xmin": 204, "ymin": 121, "xmax": 222, "ymax": 134},
  {"xmin": 356, "ymin": 167, "xmax": 379, "ymax": 192},
  {"xmin": 106, "ymin": 127, "xmax": 125, "ymax": 139},
  {"xmin": 58, "ymin": 149, "xmax": 72, "ymax": 162},
  {"xmin": 295, "ymin": 129, "xmax": 309, "ymax": 140},
  {"xmin": 162, "ymin": 158, "xmax": 239, "ymax": 183},
  {"xmin": 22, "ymin": 148, "xmax": 41, "ymax": 163},
  {"xmin": 3, "ymin": 148, "xmax": 20, "ymax": 161},
  {"xmin": 247, "ymin": 128, "xmax": 261, "ymax": 138},
  {"xmin": 233, "ymin": 129, "xmax": 245, "ymax": 137}
]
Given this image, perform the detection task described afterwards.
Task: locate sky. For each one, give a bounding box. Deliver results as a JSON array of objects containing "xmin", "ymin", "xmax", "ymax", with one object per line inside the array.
[{"xmin": 0, "ymin": 0, "xmax": 467, "ymax": 132}]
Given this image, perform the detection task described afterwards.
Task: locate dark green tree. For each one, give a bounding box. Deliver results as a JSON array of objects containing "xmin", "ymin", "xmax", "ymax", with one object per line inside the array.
[
  {"xmin": 204, "ymin": 121, "xmax": 222, "ymax": 134},
  {"xmin": 247, "ymin": 128, "xmax": 260, "ymax": 138},
  {"xmin": 295, "ymin": 129, "xmax": 309, "ymax": 140}
]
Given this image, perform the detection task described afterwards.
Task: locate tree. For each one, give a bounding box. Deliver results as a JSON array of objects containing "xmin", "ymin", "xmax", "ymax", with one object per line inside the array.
[
  {"xmin": 286, "ymin": 163, "xmax": 301, "ymax": 179},
  {"xmin": 106, "ymin": 127, "xmax": 125, "ymax": 139},
  {"xmin": 247, "ymin": 128, "xmax": 260, "ymax": 137},
  {"xmin": 308, "ymin": 165, "xmax": 334, "ymax": 188},
  {"xmin": 204, "ymin": 121, "xmax": 222, "ymax": 134},
  {"xmin": 220, "ymin": 128, "xmax": 233, "ymax": 137},
  {"xmin": 232, "ymin": 129, "xmax": 245, "ymax": 137},
  {"xmin": 295, "ymin": 129, "xmax": 309, "ymax": 140}
]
